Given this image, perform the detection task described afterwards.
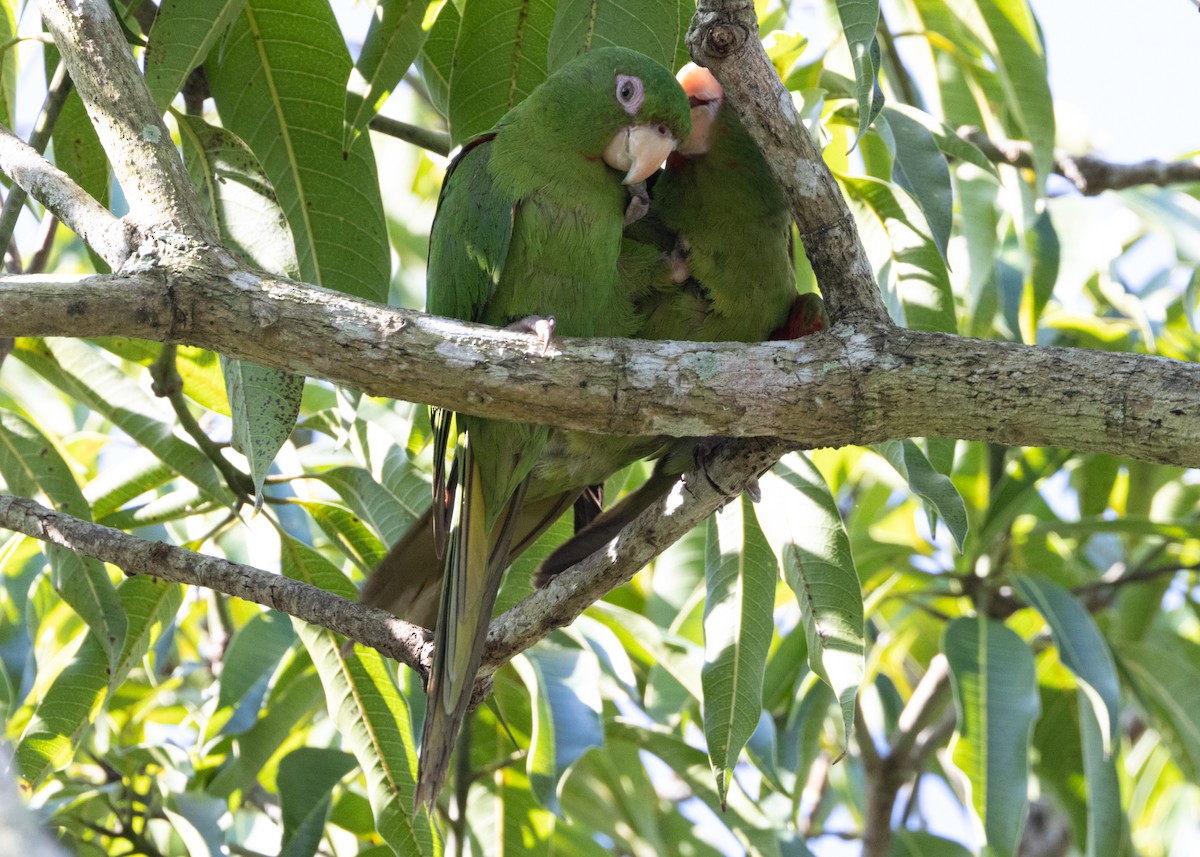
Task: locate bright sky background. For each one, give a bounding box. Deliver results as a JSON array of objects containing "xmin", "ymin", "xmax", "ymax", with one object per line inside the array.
[{"xmin": 1030, "ymin": 0, "xmax": 1200, "ymax": 161}]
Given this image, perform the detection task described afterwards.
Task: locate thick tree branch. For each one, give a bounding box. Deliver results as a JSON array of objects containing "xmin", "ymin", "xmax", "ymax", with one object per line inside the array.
[
  {"xmin": 960, "ymin": 127, "xmax": 1200, "ymax": 195},
  {"xmin": 3, "ymin": 268, "xmax": 1200, "ymax": 467},
  {"xmin": 0, "ymin": 125, "xmax": 130, "ymax": 267},
  {"xmin": 687, "ymin": 0, "xmax": 890, "ymax": 326},
  {"xmin": 0, "ymin": 494, "xmax": 428, "ymax": 672},
  {"xmin": 35, "ymin": 0, "xmax": 215, "ymax": 238}
]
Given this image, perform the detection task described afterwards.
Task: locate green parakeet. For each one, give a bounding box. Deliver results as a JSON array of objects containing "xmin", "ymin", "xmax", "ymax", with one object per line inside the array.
[
  {"xmin": 534, "ymin": 64, "xmax": 828, "ymax": 582},
  {"xmin": 397, "ymin": 47, "xmax": 691, "ymax": 808}
]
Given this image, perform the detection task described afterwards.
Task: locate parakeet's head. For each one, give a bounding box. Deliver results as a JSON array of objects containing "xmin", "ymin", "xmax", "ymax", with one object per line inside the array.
[
  {"xmin": 675, "ymin": 63, "xmax": 724, "ymax": 157},
  {"xmin": 515, "ymin": 47, "xmax": 692, "ymax": 185}
]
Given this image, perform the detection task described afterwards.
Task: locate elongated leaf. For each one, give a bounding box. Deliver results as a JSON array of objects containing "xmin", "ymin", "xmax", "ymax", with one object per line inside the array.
[
  {"xmin": 702, "ymin": 493, "xmax": 776, "ymax": 807},
  {"xmin": 345, "ymin": 0, "xmax": 435, "ymax": 144},
  {"xmin": 889, "ymin": 830, "xmax": 974, "ymax": 857},
  {"xmin": 209, "ymin": 611, "xmax": 296, "ymax": 738},
  {"xmin": 84, "ymin": 453, "xmax": 175, "ymax": 519},
  {"xmin": 16, "ymin": 574, "xmax": 181, "ymax": 786},
  {"xmin": 875, "ymin": 438, "xmax": 969, "ymax": 550},
  {"xmin": 0, "ymin": 412, "xmax": 126, "ymax": 662},
  {"xmin": 881, "ymin": 107, "xmax": 952, "ymax": 262},
  {"xmin": 283, "ymin": 537, "xmax": 439, "ymax": 854},
  {"xmin": 1012, "ymin": 574, "xmax": 1118, "ymax": 753},
  {"xmin": 298, "ymin": 500, "xmax": 387, "ymax": 571},
  {"xmin": 971, "ymin": 0, "xmax": 1054, "ymax": 188},
  {"xmin": 1118, "ymin": 635, "xmax": 1200, "ymax": 779},
  {"xmin": 547, "ymin": 0, "xmax": 685, "ymax": 73},
  {"xmin": 12, "ymin": 339, "xmax": 232, "ymax": 505},
  {"xmin": 842, "ymin": 175, "xmax": 956, "ymax": 333},
  {"xmin": 1021, "ymin": 209, "xmax": 1059, "ymax": 342},
  {"xmin": 207, "ymin": 0, "xmax": 390, "ymax": 301},
  {"xmin": 448, "ymin": 0, "xmax": 556, "ymax": 143},
  {"xmin": 834, "ymin": 0, "xmax": 882, "ymax": 145},
  {"xmin": 416, "ymin": 0, "xmax": 458, "ymax": 119},
  {"xmin": 145, "ymin": 0, "xmax": 249, "ymax": 111},
  {"xmin": 222, "ymin": 356, "xmax": 303, "ymax": 504},
  {"xmin": 278, "ymin": 748, "xmax": 358, "ymax": 857},
  {"xmin": 513, "ymin": 646, "xmax": 603, "ymax": 814},
  {"xmin": 0, "ymin": 0, "xmax": 16, "ymax": 129},
  {"xmin": 944, "ymin": 617, "xmax": 1039, "ymax": 857},
  {"xmin": 318, "ymin": 465, "xmax": 428, "ymax": 546},
  {"xmin": 757, "ymin": 453, "xmax": 863, "ymax": 752},
  {"xmin": 1078, "ymin": 690, "xmax": 1125, "ymax": 857}
]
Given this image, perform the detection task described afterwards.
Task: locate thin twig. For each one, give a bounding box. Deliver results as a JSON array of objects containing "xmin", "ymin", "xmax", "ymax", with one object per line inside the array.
[
  {"xmin": 959, "ymin": 127, "xmax": 1200, "ymax": 195},
  {"xmin": 369, "ymin": 115, "xmax": 452, "ymax": 156}
]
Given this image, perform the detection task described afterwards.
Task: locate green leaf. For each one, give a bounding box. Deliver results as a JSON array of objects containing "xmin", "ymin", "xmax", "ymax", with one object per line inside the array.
[
  {"xmin": 12, "ymin": 339, "xmax": 232, "ymax": 506},
  {"xmin": 1078, "ymin": 689, "xmax": 1125, "ymax": 857},
  {"xmin": 875, "ymin": 438, "xmax": 969, "ymax": 551},
  {"xmin": 1011, "ymin": 574, "xmax": 1119, "ymax": 753},
  {"xmin": 881, "ymin": 106, "xmax": 952, "ymax": 262},
  {"xmin": 447, "ymin": 0, "xmax": 556, "ymax": 143},
  {"xmin": 84, "ymin": 453, "xmax": 175, "ymax": 519},
  {"xmin": 207, "ymin": 0, "xmax": 390, "ymax": 301},
  {"xmin": 145, "ymin": 0, "xmax": 249, "ymax": 112},
  {"xmin": 889, "ymin": 830, "xmax": 975, "ymax": 857},
  {"xmin": 1118, "ymin": 635, "xmax": 1200, "ymax": 779},
  {"xmin": 278, "ymin": 748, "xmax": 358, "ymax": 857},
  {"xmin": 547, "ymin": 0, "xmax": 686, "ymax": 74},
  {"xmin": 221, "ymin": 356, "xmax": 303, "ymax": 504},
  {"xmin": 0, "ymin": 0, "xmax": 16, "ymax": 128},
  {"xmin": 1021, "ymin": 208, "xmax": 1060, "ymax": 342},
  {"xmin": 757, "ymin": 453, "xmax": 863, "ymax": 752},
  {"xmin": 513, "ymin": 646, "xmax": 603, "ymax": 814},
  {"xmin": 0, "ymin": 412, "xmax": 126, "ymax": 663},
  {"xmin": 416, "ymin": 0, "xmax": 458, "ymax": 120},
  {"xmin": 971, "ymin": 0, "xmax": 1055, "ymax": 189},
  {"xmin": 701, "ymin": 493, "xmax": 776, "ymax": 807},
  {"xmin": 209, "ymin": 611, "xmax": 296, "ymax": 737},
  {"xmin": 943, "ymin": 616, "xmax": 1039, "ymax": 857},
  {"xmin": 284, "ymin": 537, "xmax": 439, "ymax": 854},
  {"xmin": 345, "ymin": 0, "xmax": 436, "ymax": 145},
  {"xmin": 318, "ymin": 464, "xmax": 428, "ymax": 547},
  {"xmin": 298, "ymin": 500, "xmax": 387, "ymax": 572},
  {"xmin": 842, "ymin": 175, "xmax": 956, "ymax": 333},
  {"xmin": 834, "ymin": 0, "xmax": 882, "ymax": 146},
  {"xmin": 48, "ymin": 86, "xmax": 110, "ymax": 270}
]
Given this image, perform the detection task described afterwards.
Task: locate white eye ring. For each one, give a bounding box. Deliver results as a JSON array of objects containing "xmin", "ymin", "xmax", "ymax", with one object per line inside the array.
[{"xmin": 615, "ymin": 74, "xmax": 644, "ymax": 115}]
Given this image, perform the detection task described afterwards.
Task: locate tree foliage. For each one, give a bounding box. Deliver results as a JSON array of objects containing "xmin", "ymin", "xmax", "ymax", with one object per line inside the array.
[{"xmin": 1, "ymin": 1, "xmax": 1198, "ymax": 856}]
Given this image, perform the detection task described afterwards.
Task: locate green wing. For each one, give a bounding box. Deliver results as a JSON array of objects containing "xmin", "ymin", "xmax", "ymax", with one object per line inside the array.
[
  {"xmin": 426, "ymin": 135, "xmax": 516, "ymax": 322},
  {"xmin": 427, "ymin": 135, "xmax": 517, "ymax": 548}
]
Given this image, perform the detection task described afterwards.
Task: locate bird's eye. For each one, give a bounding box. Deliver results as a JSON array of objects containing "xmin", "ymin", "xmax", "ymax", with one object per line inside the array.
[{"xmin": 615, "ymin": 74, "xmax": 644, "ymax": 115}]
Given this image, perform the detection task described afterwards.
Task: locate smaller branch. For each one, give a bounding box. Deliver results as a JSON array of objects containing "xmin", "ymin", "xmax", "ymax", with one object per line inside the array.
[
  {"xmin": 959, "ymin": 127, "xmax": 1200, "ymax": 196},
  {"xmin": 890, "ymin": 654, "xmax": 951, "ymax": 758},
  {"xmin": 37, "ymin": 0, "xmax": 215, "ymax": 238},
  {"xmin": 480, "ymin": 437, "xmax": 792, "ymax": 674},
  {"xmin": 149, "ymin": 344, "xmax": 255, "ymax": 500},
  {"xmin": 0, "ymin": 61, "xmax": 73, "ymax": 258},
  {"xmin": 0, "ymin": 494, "xmax": 428, "ymax": 672},
  {"xmin": 369, "ymin": 115, "xmax": 451, "ymax": 156},
  {"xmin": 28, "ymin": 212, "xmax": 59, "ymax": 274},
  {"xmin": 0, "ymin": 124, "xmax": 130, "ymax": 267}
]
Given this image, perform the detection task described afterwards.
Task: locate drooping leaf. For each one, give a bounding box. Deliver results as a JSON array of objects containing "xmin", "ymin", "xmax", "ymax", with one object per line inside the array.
[
  {"xmin": 834, "ymin": 0, "xmax": 882, "ymax": 146},
  {"xmin": 944, "ymin": 616, "xmax": 1039, "ymax": 857},
  {"xmin": 513, "ymin": 646, "xmax": 603, "ymax": 814},
  {"xmin": 207, "ymin": 0, "xmax": 391, "ymax": 301},
  {"xmin": 145, "ymin": 0, "xmax": 249, "ymax": 111},
  {"xmin": 757, "ymin": 453, "xmax": 864, "ymax": 753},
  {"xmin": 278, "ymin": 748, "xmax": 358, "ymax": 857},
  {"xmin": 1012, "ymin": 574, "xmax": 1119, "ymax": 753},
  {"xmin": 446, "ymin": 0, "xmax": 556, "ymax": 144},
  {"xmin": 701, "ymin": 493, "xmax": 776, "ymax": 807},
  {"xmin": 1118, "ymin": 634, "xmax": 1200, "ymax": 779},
  {"xmin": 875, "ymin": 438, "xmax": 969, "ymax": 551},
  {"xmin": 344, "ymin": 0, "xmax": 436, "ymax": 146},
  {"xmin": 881, "ymin": 106, "xmax": 953, "ymax": 262},
  {"xmin": 547, "ymin": 0, "xmax": 686, "ymax": 73},
  {"xmin": 1078, "ymin": 689, "xmax": 1125, "ymax": 857}
]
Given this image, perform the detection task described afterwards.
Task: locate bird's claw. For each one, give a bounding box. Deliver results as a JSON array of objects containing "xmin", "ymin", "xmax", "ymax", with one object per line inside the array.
[
  {"xmin": 624, "ymin": 181, "xmax": 650, "ymax": 225},
  {"xmin": 688, "ymin": 438, "xmax": 760, "ymax": 505},
  {"xmin": 506, "ymin": 315, "xmax": 557, "ymax": 355}
]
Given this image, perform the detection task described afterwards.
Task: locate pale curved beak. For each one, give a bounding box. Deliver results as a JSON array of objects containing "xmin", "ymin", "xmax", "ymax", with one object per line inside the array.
[
  {"xmin": 676, "ymin": 63, "xmax": 724, "ymax": 157},
  {"xmin": 603, "ymin": 124, "xmax": 679, "ymax": 184}
]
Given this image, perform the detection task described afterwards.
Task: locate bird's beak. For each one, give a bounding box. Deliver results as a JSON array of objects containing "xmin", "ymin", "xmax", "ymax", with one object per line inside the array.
[
  {"xmin": 676, "ymin": 63, "xmax": 724, "ymax": 157},
  {"xmin": 603, "ymin": 124, "xmax": 679, "ymax": 184}
]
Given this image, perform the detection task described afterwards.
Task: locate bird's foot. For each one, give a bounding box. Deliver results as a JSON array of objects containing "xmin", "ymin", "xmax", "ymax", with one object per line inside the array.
[
  {"xmin": 686, "ymin": 438, "xmax": 760, "ymax": 508},
  {"xmin": 669, "ymin": 233, "xmax": 691, "ymax": 283},
  {"xmin": 624, "ymin": 181, "xmax": 650, "ymax": 225},
  {"xmin": 506, "ymin": 315, "xmax": 556, "ymax": 355}
]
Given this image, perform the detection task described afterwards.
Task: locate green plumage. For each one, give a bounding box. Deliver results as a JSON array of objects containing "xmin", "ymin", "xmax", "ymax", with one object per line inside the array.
[{"xmin": 405, "ymin": 47, "xmax": 691, "ymax": 808}]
